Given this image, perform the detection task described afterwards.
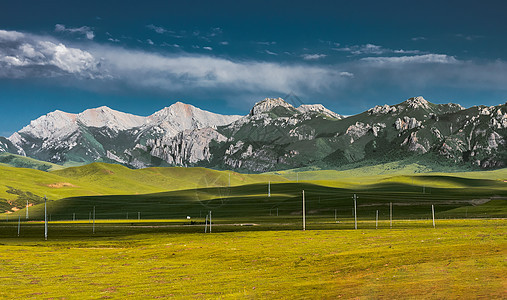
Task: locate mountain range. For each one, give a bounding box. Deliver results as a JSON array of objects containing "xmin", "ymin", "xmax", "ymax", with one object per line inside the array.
[{"xmin": 1, "ymin": 96, "xmax": 505, "ymax": 172}]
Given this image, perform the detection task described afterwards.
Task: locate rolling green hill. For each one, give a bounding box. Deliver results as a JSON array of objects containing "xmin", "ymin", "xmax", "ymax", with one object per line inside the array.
[
  {"xmin": 2, "ymin": 161, "xmax": 505, "ymax": 218},
  {"xmin": 8, "ymin": 174, "xmax": 506, "ymax": 221},
  {"xmin": 0, "ymin": 162, "xmax": 286, "ymax": 213}
]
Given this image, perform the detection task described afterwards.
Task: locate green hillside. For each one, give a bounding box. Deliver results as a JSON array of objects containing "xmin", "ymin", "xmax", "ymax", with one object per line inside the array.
[
  {"xmin": 0, "ymin": 152, "xmax": 64, "ymax": 171},
  {"xmin": 2, "ymin": 161, "xmax": 506, "ymax": 218},
  {"xmin": 0, "ymin": 162, "xmax": 286, "ymax": 213},
  {"xmin": 275, "ymin": 161, "xmax": 507, "ymax": 183},
  {"xmin": 10, "ymin": 176, "xmax": 507, "ymax": 221}
]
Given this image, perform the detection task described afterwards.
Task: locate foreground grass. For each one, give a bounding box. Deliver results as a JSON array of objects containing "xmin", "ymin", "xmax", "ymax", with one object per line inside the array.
[{"xmin": 0, "ymin": 219, "xmax": 505, "ymax": 299}]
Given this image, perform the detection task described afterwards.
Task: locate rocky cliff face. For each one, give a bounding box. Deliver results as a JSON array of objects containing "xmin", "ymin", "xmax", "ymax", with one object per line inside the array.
[{"xmin": 7, "ymin": 102, "xmax": 241, "ymax": 165}]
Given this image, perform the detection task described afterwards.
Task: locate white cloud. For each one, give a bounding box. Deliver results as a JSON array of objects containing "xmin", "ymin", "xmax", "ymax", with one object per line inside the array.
[
  {"xmin": 90, "ymin": 46, "xmax": 347, "ymax": 94},
  {"xmin": 39, "ymin": 41, "xmax": 98, "ymax": 73},
  {"xmin": 209, "ymin": 27, "xmax": 223, "ymax": 37},
  {"xmin": 146, "ymin": 24, "xmax": 170, "ymax": 34},
  {"xmin": 302, "ymin": 54, "xmax": 327, "ymax": 60},
  {"xmin": 3, "ymin": 28, "xmax": 507, "ymax": 104},
  {"xmin": 203, "ymin": 46, "xmax": 213, "ymax": 51},
  {"xmin": 335, "ymin": 44, "xmax": 385, "ymax": 55},
  {"xmin": 361, "ymin": 54, "xmax": 458, "ymax": 65},
  {"xmin": 265, "ymin": 50, "xmax": 278, "ymax": 56},
  {"xmin": 161, "ymin": 43, "xmax": 181, "ymax": 48},
  {"xmin": 219, "ymin": 41, "xmax": 229, "ymax": 45},
  {"xmin": 256, "ymin": 41, "xmax": 276, "ymax": 45},
  {"xmin": 147, "ymin": 39, "xmax": 154, "ymax": 45},
  {"xmin": 0, "ymin": 29, "xmax": 24, "ymax": 41},
  {"xmin": 55, "ymin": 24, "xmax": 94, "ymax": 40},
  {"xmin": 456, "ymin": 34, "xmax": 483, "ymax": 41},
  {"xmin": 411, "ymin": 36, "xmax": 426, "ymax": 41},
  {"xmin": 393, "ymin": 49, "xmax": 421, "ymax": 54},
  {"xmin": 0, "ymin": 29, "xmax": 99, "ymax": 78},
  {"xmin": 335, "ymin": 43, "xmax": 421, "ymax": 56}
]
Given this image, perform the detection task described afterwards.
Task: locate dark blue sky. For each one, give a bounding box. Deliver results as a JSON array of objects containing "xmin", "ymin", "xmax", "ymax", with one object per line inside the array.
[{"xmin": 1, "ymin": 0, "xmax": 507, "ymax": 135}]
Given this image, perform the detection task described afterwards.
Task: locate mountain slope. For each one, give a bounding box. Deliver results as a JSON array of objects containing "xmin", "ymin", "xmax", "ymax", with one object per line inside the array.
[
  {"xmin": 0, "ymin": 153, "xmax": 64, "ymax": 171},
  {"xmin": 8, "ymin": 103, "xmax": 242, "ymax": 166},
  {"xmin": 1, "ymin": 96, "xmax": 505, "ymax": 172}
]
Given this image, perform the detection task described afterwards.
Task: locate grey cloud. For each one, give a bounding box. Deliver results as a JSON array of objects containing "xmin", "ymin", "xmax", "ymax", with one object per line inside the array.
[
  {"xmin": 93, "ymin": 46, "xmax": 348, "ymax": 95},
  {"xmin": 360, "ymin": 54, "xmax": 458, "ymax": 65},
  {"xmin": 0, "ymin": 30, "xmax": 100, "ymax": 78},
  {"xmin": 146, "ymin": 24, "xmax": 171, "ymax": 34},
  {"xmin": 55, "ymin": 24, "xmax": 95, "ymax": 40},
  {"xmin": 335, "ymin": 43, "xmax": 421, "ymax": 56},
  {"xmin": 302, "ymin": 54, "xmax": 327, "ymax": 60},
  {"xmin": 2, "ymin": 28, "xmax": 507, "ymax": 106}
]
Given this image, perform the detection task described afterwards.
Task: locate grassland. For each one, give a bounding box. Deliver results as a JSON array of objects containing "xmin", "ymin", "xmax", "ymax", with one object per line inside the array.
[
  {"xmin": 7, "ymin": 176, "xmax": 506, "ymax": 222},
  {"xmin": 1, "ymin": 162, "xmax": 506, "ymax": 298},
  {"xmin": 0, "ymin": 219, "xmax": 504, "ymax": 298},
  {"xmin": 0, "ymin": 163, "xmax": 285, "ymax": 212}
]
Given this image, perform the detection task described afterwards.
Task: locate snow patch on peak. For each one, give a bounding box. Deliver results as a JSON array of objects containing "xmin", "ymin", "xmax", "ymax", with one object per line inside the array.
[
  {"xmin": 250, "ymin": 97, "xmax": 294, "ymax": 116},
  {"xmin": 297, "ymin": 104, "xmax": 342, "ymax": 119}
]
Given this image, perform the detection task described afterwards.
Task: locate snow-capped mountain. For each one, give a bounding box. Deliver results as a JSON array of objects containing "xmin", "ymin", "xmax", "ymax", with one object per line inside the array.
[
  {"xmin": 2, "ymin": 96, "xmax": 505, "ymax": 172},
  {"xmin": 7, "ymin": 102, "xmax": 242, "ymax": 165}
]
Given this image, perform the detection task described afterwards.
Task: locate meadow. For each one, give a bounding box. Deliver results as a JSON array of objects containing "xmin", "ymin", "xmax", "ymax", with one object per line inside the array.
[
  {"xmin": 1, "ymin": 162, "xmax": 506, "ymax": 298},
  {"xmin": 0, "ymin": 219, "xmax": 505, "ymax": 299}
]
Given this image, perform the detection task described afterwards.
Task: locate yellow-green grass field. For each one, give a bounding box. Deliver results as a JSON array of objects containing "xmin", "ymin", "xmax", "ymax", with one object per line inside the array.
[
  {"xmin": 1, "ymin": 162, "xmax": 505, "ymax": 298},
  {"xmin": 0, "ymin": 219, "xmax": 505, "ymax": 299},
  {"xmin": 0, "ymin": 163, "xmax": 285, "ymax": 212}
]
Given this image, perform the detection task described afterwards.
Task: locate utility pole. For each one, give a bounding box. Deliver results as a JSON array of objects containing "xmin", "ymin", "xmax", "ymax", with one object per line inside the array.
[
  {"xmin": 138, "ymin": 212, "xmax": 140, "ymax": 220},
  {"xmin": 73, "ymin": 213, "xmax": 75, "ymax": 221},
  {"xmin": 44, "ymin": 195, "xmax": 47, "ymax": 241},
  {"xmin": 334, "ymin": 209, "xmax": 337, "ymax": 222},
  {"xmin": 432, "ymin": 205, "xmax": 435, "ymax": 229},
  {"xmin": 26, "ymin": 200, "xmax": 29, "ymax": 220},
  {"xmin": 376, "ymin": 210, "xmax": 378, "ymax": 229},
  {"xmin": 209, "ymin": 211, "xmax": 212, "ymax": 233},
  {"xmin": 390, "ymin": 202, "xmax": 393, "ymax": 229},
  {"xmin": 17, "ymin": 215, "xmax": 20, "ymax": 237},
  {"xmin": 93, "ymin": 206, "xmax": 96, "ymax": 234},
  {"xmin": 268, "ymin": 181, "xmax": 271, "ymax": 197},
  {"xmin": 205, "ymin": 214, "xmax": 208, "ymax": 233},
  {"xmin": 353, "ymin": 194, "xmax": 358, "ymax": 230},
  {"xmin": 302, "ymin": 190, "xmax": 306, "ymax": 231}
]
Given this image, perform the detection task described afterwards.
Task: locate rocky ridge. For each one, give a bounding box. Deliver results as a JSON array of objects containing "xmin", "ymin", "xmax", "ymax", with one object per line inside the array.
[{"xmin": 2, "ymin": 96, "xmax": 505, "ymax": 172}]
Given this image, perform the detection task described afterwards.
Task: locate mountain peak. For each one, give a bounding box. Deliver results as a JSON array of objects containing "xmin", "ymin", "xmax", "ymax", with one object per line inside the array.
[
  {"xmin": 250, "ymin": 97, "xmax": 295, "ymax": 116},
  {"xmin": 78, "ymin": 106, "xmax": 146, "ymax": 130},
  {"xmin": 296, "ymin": 104, "xmax": 343, "ymax": 119},
  {"xmin": 404, "ymin": 96, "xmax": 430, "ymax": 109}
]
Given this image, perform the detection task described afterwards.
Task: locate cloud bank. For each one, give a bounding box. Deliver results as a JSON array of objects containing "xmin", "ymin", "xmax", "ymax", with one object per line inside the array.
[
  {"xmin": 0, "ymin": 30, "xmax": 100, "ymax": 78},
  {"xmin": 1, "ymin": 29, "xmax": 507, "ymax": 103}
]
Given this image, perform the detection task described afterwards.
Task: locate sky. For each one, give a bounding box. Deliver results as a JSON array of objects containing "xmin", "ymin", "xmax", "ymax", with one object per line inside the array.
[{"xmin": 1, "ymin": 0, "xmax": 507, "ymax": 136}]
